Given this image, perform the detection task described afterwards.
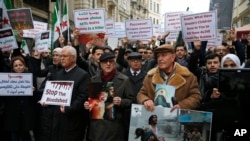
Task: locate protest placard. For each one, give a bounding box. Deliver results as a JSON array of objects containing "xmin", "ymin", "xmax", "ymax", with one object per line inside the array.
[
  {"xmin": 7, "ymin": 8, "xmax": 34, "ymax": 30},
  {"xmin": 40, "ymin": 81, "xmax": 74, "ymax": 106},
  {"xmin": 164, "ymin": 11, "xmax": 192, "ymax": 31},
  {"xmin": 0, "ymin": 27, "xmax": 17, "ymax": 51},
  {"xmin": 181, "ymin": 11, "xmax": 217, "ymax": 41},
  {"xmin": 35, "ymin": 30, "xmax": 51, "ymax": 52},
  {"xmin": 0, "ymin": 73, "xmax": 33, "ymax": 96},
  {"xmin": 129, "ymin": 104, "xmax": 212, "ymax": 141},
  {"xmin": 74, "ymin": 8, "xmax": 105, "ymax": 34},
  {"xmin": 105, "ymin": 19, "xmax": 115, "ymax": 37},
  {"xmin": 125, "ymin": 19, "xmax": 153, "ymax": 40},
  {"xmin": 23, "ymin": 21, "xmax": 48, "ymax": 38}
]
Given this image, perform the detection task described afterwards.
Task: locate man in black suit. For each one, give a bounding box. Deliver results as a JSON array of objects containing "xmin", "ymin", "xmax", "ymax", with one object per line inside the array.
[
  {"xmin": 36, "ymin": 46, "xmax": 90, "ymax": 141},
  {"xmin": 123, "ymin": 52, "xmax": 147, "ymax": 97}
]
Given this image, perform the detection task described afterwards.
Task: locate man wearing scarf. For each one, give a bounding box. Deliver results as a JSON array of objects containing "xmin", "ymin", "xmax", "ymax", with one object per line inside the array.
[{"xmin": 84, "ymin": 52, "xmax": 134, "ymax": 141}]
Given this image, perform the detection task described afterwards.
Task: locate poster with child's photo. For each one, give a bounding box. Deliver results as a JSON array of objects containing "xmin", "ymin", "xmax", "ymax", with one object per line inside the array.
[{"xmin": 87, "ymin": 82, "xmax": 115, "ymax": 120}]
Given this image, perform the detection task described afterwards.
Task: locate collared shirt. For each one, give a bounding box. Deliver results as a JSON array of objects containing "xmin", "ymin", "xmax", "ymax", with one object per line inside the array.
[
  {"xmin": 130, "ymin": 68, "xmax": 141, "ymax": 76},
  {"xmin": 65, "ymin": 64, "xmax": 77, "ymax": 72}
]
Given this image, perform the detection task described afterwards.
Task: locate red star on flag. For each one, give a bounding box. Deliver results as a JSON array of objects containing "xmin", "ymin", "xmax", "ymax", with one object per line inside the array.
[
  {"xmin": 55, "ymin": 26, "xmax": 60, "ymax": 32},
  {"xmin": 3, "ymin": 17, "xmax": 9, "ymax": 25},
  {"xmin": 62, "ymin": 21, "xmax": 67, "ymax": 28}
]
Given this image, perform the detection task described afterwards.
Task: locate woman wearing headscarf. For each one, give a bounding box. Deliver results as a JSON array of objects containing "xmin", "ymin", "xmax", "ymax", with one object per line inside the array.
[{"xmin": 206, "ymin": 53, "xmax": 245, "ymax": 141}]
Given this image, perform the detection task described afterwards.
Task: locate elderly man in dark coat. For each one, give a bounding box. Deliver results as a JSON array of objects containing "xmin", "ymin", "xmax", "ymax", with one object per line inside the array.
[
  {"xmin": 84, "ymin": 52, "xmax": 135, "ymax": 141},
  {"xmin": 36, "ymin": 46, "xmax": 89, "ymax": 141}
]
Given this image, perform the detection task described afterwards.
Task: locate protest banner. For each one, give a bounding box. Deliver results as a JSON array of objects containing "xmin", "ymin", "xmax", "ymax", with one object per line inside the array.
[
  {"xmin": 40, "ymin": 81, "xmax": 74, "ymax": 106},
  {"xmin": 74, "ymin": 8, "xmax": 105, "ymax": 34},
  {"xmin": 164, "ymin": 11, "xmax": 192, "ymax": 31},
  {"xmin": 181, "ymin": 11, "xmax": 217, "ymax": 41},
  {"xmin": 35, "ymin": 30, "xmax": 51, "ymax": 52},
  {"xmin": 23, "ymin": 21, "xmax": 48, "ymax": 38},
  {"xmin": 0, "ymin": 73, "xmax": 33, "ymax": 96},
  {"xmin": 105, "ymin": 19, "xmax": 115, "ymax": 37},
  {"xmin": 125, "ymin": 19, "xmax": 153, "ymax": 40},
  {"xmin": 7, "ymin": 8, "xmax": 34, "ymax": 30},
  {"xmin": 129, "ymin": 104, "xmax": 212, "ymax": 141},
  {"xmin": 0, "ymin": 27, "xmax": 17, "ymax": 51}
]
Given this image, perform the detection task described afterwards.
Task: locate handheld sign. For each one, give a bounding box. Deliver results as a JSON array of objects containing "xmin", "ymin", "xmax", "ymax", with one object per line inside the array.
[
  {"xmin": 41, "ymin": 81, "xmax": 74, "ymax": 106},
  {"xmin": 0, "ymin": 27, "xmax": 18, "ymax": 51},
  {"xmin": 74, "ymin": 8, "xmax": 106, "ymax": 34},
  {"xmin": 0, "ymin": 73, "xmax": 33, "ymax": 96},
  {"xmin": 35, "ymin": 30, "xmax": 51, "ymax": 52},
  {"xmin": 7, "ymin": 8, "xmax": 34, "ymax": 30}
]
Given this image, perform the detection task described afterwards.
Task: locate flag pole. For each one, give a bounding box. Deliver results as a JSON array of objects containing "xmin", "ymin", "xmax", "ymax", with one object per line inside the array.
[
  {"xmin": 55, "ymin": 6, "xmax": 62, "ymax": 36},
  {"xmin": 66, "ymin": 0, "xmax": 70, "ymax": 43}
]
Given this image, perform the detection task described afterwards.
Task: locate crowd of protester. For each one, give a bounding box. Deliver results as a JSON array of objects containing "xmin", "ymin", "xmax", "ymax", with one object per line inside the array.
[{"xmin": 0, "ymin": 28, "xmax": 250, "ymax": 141}]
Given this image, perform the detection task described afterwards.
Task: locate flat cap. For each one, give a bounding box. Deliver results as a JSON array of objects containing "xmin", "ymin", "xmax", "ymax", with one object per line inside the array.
[
  {"xmin": 103, "ymin": 45, "xmax": 113, "ymax": 52},
  {"xmin": 99, "ymin": 52, "xmax": 115, "ymax": 62},
  {"xmin": 154, "ymin": 44, "xmax": 175, "ymax": 55},
  {"xmin": 127, "ymin": 52, "xmax": 142, "ymax": 60},
  {"xmin": 125, "ymin": 48, "xmax": 133, "ymax": 53}
]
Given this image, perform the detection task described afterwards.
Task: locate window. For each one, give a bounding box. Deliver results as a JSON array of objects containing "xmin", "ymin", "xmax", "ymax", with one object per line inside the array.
[
  {"xmin": 157, "ymin": 3, "xmax": 159, "ymax": 13},
  {"xmin": 23, "ymin": 0, "xmax": 49, "ymax": 11},
  {"xmin": 150, "ymin": 0, "xmax": 152, "ymax": 10},
  {"xmin": 154, "ymin": 2, "xmax": 156, "ymax": 12}
]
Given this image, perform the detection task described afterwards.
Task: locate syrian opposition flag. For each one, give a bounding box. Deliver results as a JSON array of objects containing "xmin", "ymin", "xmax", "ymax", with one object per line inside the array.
[
  {"xmin": 61, "ymin": 0, "xmax": 69, "ymax": 33},
  {"xmin": 1, "ymin": 0, "xmax": 13, "ymax": 28},
  {"xmin": 51, "ymin": 0, "xmax": 61, "ymax": 44},
  {"xmin": 21, "ymin": 40, "xmax": 30, "ymax": 55}
]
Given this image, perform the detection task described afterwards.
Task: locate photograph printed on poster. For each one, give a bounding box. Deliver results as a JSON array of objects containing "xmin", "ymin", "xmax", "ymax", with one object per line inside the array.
[
  {"xmin": 129, "ymin": 104, "xmax": 212, "ymax": 141},
  {"xmin": 87, "ymin": 82, "xmax": 115, "ymax": 120}
]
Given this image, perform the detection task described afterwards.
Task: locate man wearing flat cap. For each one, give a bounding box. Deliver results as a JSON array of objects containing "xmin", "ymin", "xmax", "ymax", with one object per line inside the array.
[
  {"xmin": 137, "ymin": 44, "xmax": 201, "ymax": 112},
  {"xmin": 124, "ymin": 52, "xmax": 147, "ymax": 96},
  {"xmin": 84, "ymin": 52, "xmax": 134, "ymax": 141},
  {"xmin": 123, "ymin": 52, "xmax": 148, "ymax": 140}
]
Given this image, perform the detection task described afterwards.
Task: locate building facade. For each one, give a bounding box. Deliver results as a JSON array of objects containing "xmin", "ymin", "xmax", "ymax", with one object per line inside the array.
[
  {"xmin": 12, "ymin": 0, "xmax": 156, "ymax": 27},
  {"xmin": 148, "ymin": 0, "xmax": 161, "ymax": 25},
  {"xmin": 232, "ymin": 0, "xmax": 250, "ymax": 27}
]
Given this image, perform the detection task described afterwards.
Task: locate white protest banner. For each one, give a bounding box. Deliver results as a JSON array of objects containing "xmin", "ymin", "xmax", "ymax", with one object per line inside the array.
[
  {"xmin": 109, "ymin": 22, "xmax": 126, "ymax": 38},
  {"xmin": 153, "ymin": 24, "xmax": 161, "ymax": 37},
  {"xmin": 165, "ymin": 11, "xmax": 192, "ymax": 31},
  {"xmin": 0, "ymin": 27, "xmax": 18, "ymax": 51},
  {"xmin": 105, "ymin": 19, "xmax": 115, "ymax": 37},
  {"xmin": 125, "ymin": 19, "xmax": 153, "ymax": 40},
  {"xmin": 181, "ymin": 11, "xmax": 217, "ymax": 41},
  {"xmin": 35, "ymin": 30, "xmax": 51, "ymax": 52},
  {"xmin": 41, "ymin": 81, "xmax": 74, "ymax": 106},
  {"xmin": 207, "ymin": 32, "xmax": 223, "ymax": 50},
  {"xmin": 0, "ymin": 73, "xmax": 33, "ymax": 96},
  {"xmin": 23, "ymin": 21, "xmax": 48, "ymax": 38},
  {"xmin": 74, "ymin": 8, "xmax": 105, "ymax": 34},
  {"xmin": 166, "ymin": 30, "xmax": 180, "ymax": 42}
]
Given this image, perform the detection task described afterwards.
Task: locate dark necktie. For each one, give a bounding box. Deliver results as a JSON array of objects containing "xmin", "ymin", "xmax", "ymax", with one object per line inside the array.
[{"xmin": 133, "ymin": 71, "xmax": 137, "ymax": 76}]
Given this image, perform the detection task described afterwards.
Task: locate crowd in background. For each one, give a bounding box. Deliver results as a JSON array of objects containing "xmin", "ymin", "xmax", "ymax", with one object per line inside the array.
[{"xmin": 0, "ymin": 28, "xmax": 250, "ymax": 141}]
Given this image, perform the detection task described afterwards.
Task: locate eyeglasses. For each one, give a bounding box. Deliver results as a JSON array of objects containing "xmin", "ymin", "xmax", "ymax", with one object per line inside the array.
[
  {"xmin": 60, "ymin": 55, "xmax": 73, "ymax": 58},
  {"xmin": 139, "ymin": 51, "xmax": 148, "ymax": 54},
  {"xmin": 215, "ymin": 49, "xmax": 227, "ymax": 53},
  {"xmin": 129, "ymin": 59, "xmax": 141, "ymax": 62},
  {"xmin": 101, "ymin": 59, "xmax": 115, "ymax": 64}
]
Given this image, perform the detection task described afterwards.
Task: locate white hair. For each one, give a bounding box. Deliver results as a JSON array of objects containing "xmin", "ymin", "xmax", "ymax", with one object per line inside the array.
[
  {"xmin": 62, "ymin": 46, "xmax": 77, "ymax": 58},
  {"xmin": 53, "ymin": 48, "xmax": 62, "ymax": 54}
]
